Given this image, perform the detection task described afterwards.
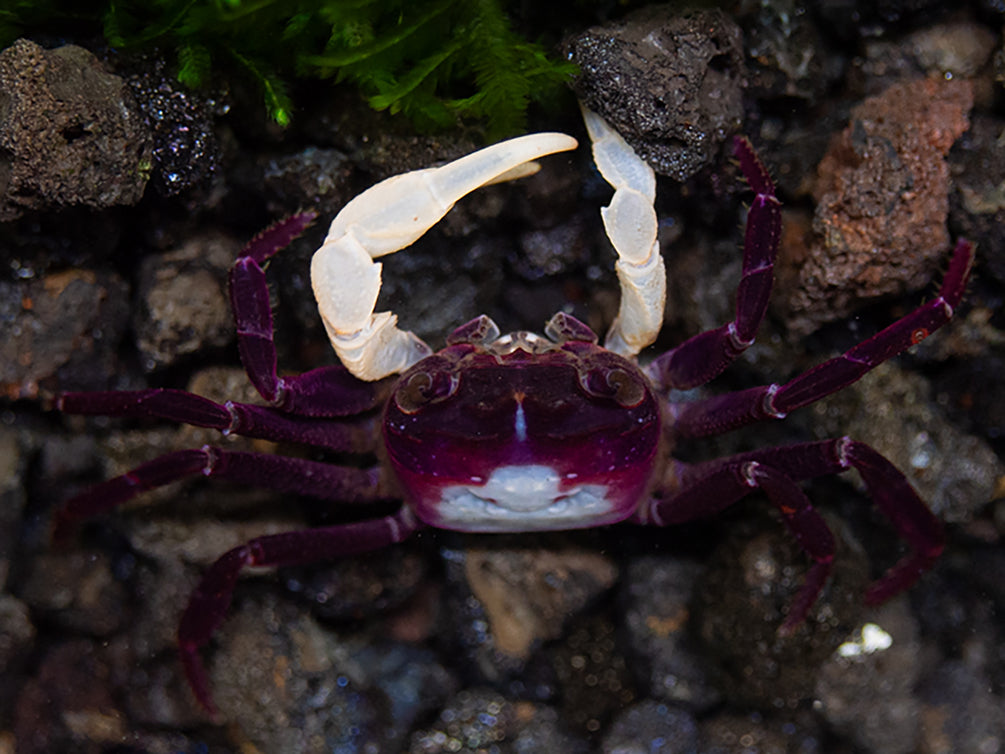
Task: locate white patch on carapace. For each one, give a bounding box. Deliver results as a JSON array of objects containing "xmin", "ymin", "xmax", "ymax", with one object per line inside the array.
[
  {"xmin": 514, "ymin": 403, "xmax": 527, "ymax": 442},
  {"xmin": 436, "ymin": 464, "xmax": 615, "ymax": 532}
]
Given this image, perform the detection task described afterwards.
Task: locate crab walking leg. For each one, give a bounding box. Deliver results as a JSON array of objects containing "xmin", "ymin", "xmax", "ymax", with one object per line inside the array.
[
  {"xmin": 671, "ymin": 239, "xmax": 974, "ymax": 437},
  {"xmin": 646, "ymin": 137, "xmax": 781, "ymax": 391},
  {"xmin": 312, "ymin": 132, "xmax": 579, "ymax": 381},
  {"xmin": 58, "ymin": 389, "xmax": 377, "ymax": 453},
  {"xmin": 53, "ymin": 447, "xmax": 390, "ymax": 540},
  {"xmin": 639, "ymin": 438, "xmax": 944, "ymax": 624},
  {"xmin": 581, "ymin": 106, "xmax": 666, "ymax": 358},
  {"xmin": 178, "ymin": 507, "xmax": 423, "ymax": 716}
]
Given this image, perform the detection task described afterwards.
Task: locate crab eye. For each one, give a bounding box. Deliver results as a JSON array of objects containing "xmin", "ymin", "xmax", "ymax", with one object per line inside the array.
[
  {"xmin": 581, "ymin": 367, "xmax": 646, "ymax": 408},
  {"xmin": 394, "ymin": 369, "xmax": 459, "ymax": 414}
]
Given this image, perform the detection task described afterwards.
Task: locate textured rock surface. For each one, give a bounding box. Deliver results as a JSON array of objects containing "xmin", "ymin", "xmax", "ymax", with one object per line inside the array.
[
  {"xmin": 0, "ymin": 39, "xmax": 152, "ymax": 219},
  {"xmin": 567, "ymin": 6, "xmax": 745, "ymax": 181}
]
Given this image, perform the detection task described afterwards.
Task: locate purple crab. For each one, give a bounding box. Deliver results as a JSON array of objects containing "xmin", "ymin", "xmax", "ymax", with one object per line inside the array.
[{"xmin": 56, "ymin": 108, "xmax": 974, "ymax": 714}]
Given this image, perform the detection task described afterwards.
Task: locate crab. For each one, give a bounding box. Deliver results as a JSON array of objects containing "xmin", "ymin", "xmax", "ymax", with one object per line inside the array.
[{"xmin": 56, "ymin": 107, "xmax": 974, "ymax": 716}]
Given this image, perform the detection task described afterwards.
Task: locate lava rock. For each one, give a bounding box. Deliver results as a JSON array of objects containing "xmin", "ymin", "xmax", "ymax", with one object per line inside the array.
[
  {"xmin": 0, "ymin": 39, "xmax": 152, "ymax": 220},
  {"xmin": 126, "ymin": 59, "xmax": 220, "ymax": 197},
  {"xmin": 567, "ymin": 6, "xmax": 745, "ymax": 181},
  {"xmin": 774, "ymin": 77, "xmax": 974, "ymax": 335}
]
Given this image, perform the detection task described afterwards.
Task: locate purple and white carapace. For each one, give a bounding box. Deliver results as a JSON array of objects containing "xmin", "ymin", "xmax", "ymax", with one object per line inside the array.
[{"xmin": 55, "ymin": 106, "xmax": 974, "ymax": 716}]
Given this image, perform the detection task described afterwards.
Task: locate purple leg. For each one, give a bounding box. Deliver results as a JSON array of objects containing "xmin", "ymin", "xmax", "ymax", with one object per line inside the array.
[
  {"xmin": 178, "ymin": 506, "xmax": 422, "ymax": 715},
  {"xmin": 636, "ymin": 437, "xmax": 943, "ymax": 628},
  {"xmin": 54, "ymin": 446, "xmax": 391, "ymax": 539},
  {"xmin": 229, "ymin": 212, "xmax": 383, "ymax": 416},
  {"xmin": 58, "ymin": 389, "xmax": 377, "ymax": 453},
  {"xmin": 647, "ymin": 137, "xmax": 782, "ymax": 391},
  {"xmin": 673, "ymin": 239, "xmax": 975, "ymax": 438}
]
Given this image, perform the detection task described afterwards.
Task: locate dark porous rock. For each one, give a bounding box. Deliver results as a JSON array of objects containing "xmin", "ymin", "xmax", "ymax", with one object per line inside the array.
[
  {"xmin": 410, "ymin": 688, "xmax": 586, "ymax": 753},
  {"xmin": 550, "ymin": 613, "xmax": 637, "ymax": 736},
  {"xmin": 738, "ymin": 0, "xmax": 843, "ymax": 103},
  {"xmin": 209, "ymin": 588, "xmax": 390, "ymax": 754},
  {"xmin": 126, "ymin": 59, "xmax": 220, "ymax": 197},
  {"xmin": 699, "ymin": 709, "xmax": 825, "ymax": 753},
  {"xmin": 813, "ymin": 0, "xmax": 951, "ymax": 42},
  {"xmin": 18, "ymin": 548, "xmax": 129, "ymax": 637},
  {"xmin": 567, "ymin": 6, "xmax": 745, "ymax": 181},
  {"xmin": 0, "ymin": 269, "xmax": 129, "ymax": 399},
  {"xmin": 808, "ymin": 362, "xmax": 1004, "ymax": 524},
  {"xmin": 0, "ymin": 39, "xmax": 152, "ymax": 220},
  {"xmin": 918, "ymin": 660, "xmax": 1005, "ymax": 754}
]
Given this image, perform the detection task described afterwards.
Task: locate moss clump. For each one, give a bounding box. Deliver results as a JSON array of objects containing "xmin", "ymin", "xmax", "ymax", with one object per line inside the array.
[{"xmin": 0, "ymin": 0, "xmax": 576, "ymax": 136}]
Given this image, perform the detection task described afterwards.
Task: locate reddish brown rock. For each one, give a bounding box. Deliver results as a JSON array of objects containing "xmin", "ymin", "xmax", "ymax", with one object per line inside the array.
[{"xmin": 775, "ymin": 78, "xmax": 974, "ymax": 334}]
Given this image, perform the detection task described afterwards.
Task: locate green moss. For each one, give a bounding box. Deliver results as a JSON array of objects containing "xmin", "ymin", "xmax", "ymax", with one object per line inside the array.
[{"xmin": 1, "ymin": 0, "xmax": 577, "ymax": 136}]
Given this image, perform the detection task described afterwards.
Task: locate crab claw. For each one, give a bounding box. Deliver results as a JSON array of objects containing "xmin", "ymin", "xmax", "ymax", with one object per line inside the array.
[
  {"xmin": 580, "ymin": 105, "xmax": 666, "ymax": 359},
  {"xmin": 312, "ymin": 132, "xmax": 579, "ymax": 381}
]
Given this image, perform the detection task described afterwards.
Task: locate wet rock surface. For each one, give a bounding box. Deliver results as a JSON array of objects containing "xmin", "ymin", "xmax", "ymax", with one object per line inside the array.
[{"xmin": 3, "ymin": 5, "xmax": 1004, "ymax": 754}]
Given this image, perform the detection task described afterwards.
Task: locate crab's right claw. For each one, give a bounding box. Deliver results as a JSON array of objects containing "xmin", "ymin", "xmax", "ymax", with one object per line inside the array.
[{"xmin": 311, "ymin": 132, "xmax": 579, "ymax": 382}]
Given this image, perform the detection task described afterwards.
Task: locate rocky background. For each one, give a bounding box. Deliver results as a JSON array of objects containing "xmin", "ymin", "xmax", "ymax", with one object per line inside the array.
[{"xmin": 2, "ymin": 2, "xmax": 1005, "ymax": 752}]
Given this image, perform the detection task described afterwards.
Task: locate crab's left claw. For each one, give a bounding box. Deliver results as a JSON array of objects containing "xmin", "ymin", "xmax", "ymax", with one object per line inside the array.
[
  {"xmin": 580, "ymin": 105, "xmax": 666, "ymax": 358},
  {"xmin": 312, "ymin": 132, "xmax": 579, "ymax": 381}
]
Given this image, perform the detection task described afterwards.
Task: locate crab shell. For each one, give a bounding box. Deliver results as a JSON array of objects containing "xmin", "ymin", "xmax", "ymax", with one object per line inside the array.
[{"xmin": 384, "ymin": 316, "xmax": 662, "ymax": 531}]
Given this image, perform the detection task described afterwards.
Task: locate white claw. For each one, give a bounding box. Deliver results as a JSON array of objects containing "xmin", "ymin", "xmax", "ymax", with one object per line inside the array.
[
  {"xmin": 581, "ymin": 105, "xmax": 667, "ymax": 357},
  {"xmin": 312, "ymin": 132, "xmax": 578, "ymax": 381}
]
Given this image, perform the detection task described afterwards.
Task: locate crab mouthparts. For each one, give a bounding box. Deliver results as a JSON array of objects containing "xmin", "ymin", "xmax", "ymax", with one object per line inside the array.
[{"xmin": 435, "ymin": 464, "xmax": 617, "ymax": 532}]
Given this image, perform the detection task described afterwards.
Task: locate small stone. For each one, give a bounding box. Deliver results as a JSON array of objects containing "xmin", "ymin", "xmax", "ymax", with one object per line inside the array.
[
  {"xmin": 19, "ymin": 549, "xmax": 128, "ymax": 637},
  {"xmin": 620, "ymin": 555, "xmax": 720, "ymax": 711},
  {"xmin": 135, "ymin": 232, "xmax": 238, "ymax": 370}
]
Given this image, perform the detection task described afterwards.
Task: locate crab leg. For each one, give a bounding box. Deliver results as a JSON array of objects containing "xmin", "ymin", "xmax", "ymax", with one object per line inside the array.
[
  {"xmin": 671, "ymin": 239, "xmax": 974, "ymax": 437},
  {"xmin": 53, "ymin": 447, "xmax": 389, "ymax": 540},
  {"xmin": 581, "ymin": 106, "xmax": 667, "ymax": 358},
  {"xmin": 639, "ymin": 437, "xmax": 943, "ymax": 629},
  {"xmin": 58, "ymin": 389, "xmax": 377, "ymax": 452},
  {"xmin": 646, "ymin": 136, "xmax": 781, "ymax": 390},
  {"xmin": 312, "ymin": 132, "xmax": 578, "ymax": 381},
  {"xmin": 178, "ymin": 507, "xmax": 422, "ymax": 716},
  {"xmin": 228, "ymin": 213, "xmax": 384, "ymax": 417}
]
